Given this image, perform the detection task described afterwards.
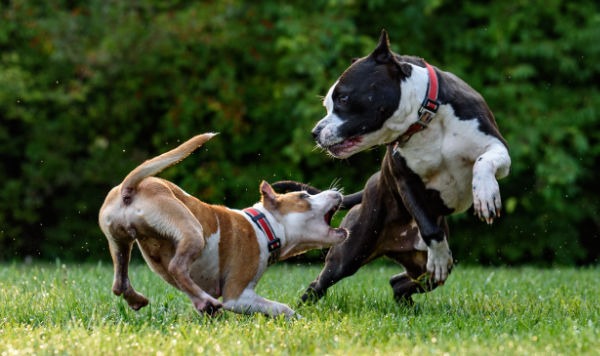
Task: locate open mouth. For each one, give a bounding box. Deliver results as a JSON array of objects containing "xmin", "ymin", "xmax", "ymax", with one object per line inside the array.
[
  {"xmin": 323, "ymin": 200, "xmax": 348, "ymax": 239},
  {"xmin": 324, "ymin": 207, "xmax": 337, "ymax": 226},
  {"xmin": 326, "ymin": 136, "xmax": 362, "ymax": 157}
]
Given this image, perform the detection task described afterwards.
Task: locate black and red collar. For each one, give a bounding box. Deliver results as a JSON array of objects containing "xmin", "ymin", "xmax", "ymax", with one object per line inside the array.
[
  {"xmin": 243, "ymin": 207, "xmax": 281, "ymax": 265},
  {"xmin": 396, "ymin": 62, "xmax": 440, "ymax": 145}
]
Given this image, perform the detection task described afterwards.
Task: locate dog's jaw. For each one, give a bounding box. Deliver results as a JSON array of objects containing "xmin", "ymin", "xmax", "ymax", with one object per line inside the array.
[
  {"xmin": 272, "ymin": 190, "xmax": 348, "ymax": 260},
  {"xmin": 324, "ymin": 135, "xmax": 363, "ymax": 158},
  {"xmin": 314, "ymin": 111, "xmax": 404, "ymax": 159}
]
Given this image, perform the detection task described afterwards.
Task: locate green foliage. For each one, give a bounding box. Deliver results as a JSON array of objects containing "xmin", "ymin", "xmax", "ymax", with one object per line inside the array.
[
  {"xmin": 0, "ymin": 0, "xmax": 598, "ymax": 264},
  {"xmin": 1, "ymin": 263, "xmax": 599, "ymax": 354}
]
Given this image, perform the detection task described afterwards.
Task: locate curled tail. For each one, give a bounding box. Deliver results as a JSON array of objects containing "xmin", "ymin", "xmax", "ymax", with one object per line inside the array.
[
  {"xmin": 120, "ymin": 132, "xmax": 218, "ymax": 205},
  {"xmin": 272, "ymin": 180, "xmax": 363, "ymax": 210}
]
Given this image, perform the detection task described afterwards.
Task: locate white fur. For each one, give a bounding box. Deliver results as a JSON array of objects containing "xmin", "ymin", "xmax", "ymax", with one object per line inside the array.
[
  {"xmin": 189, "ymin": 230, "xmax": 221, "ymax": 296},
  {"xmin": 426, "ymin": 239, "xmax": 452, "ymax": 283},
  {"xmin": 223, "ymin": 288, "xmax": 296, "ymax": 318},
  {"xmin": 472, "ymin": 143, "xmax": 511, "ymax": 224}
]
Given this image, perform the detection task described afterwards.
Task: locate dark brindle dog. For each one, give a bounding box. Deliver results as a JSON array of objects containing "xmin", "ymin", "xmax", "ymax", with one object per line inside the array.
[{"xmin": 274, "ymin": 30, "xmax": 510, "ymax": 304}]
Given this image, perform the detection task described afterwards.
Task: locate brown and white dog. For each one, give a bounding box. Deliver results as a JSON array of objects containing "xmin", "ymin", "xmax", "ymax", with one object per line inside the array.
[{"xmin": 98, "ymin": 133, "xmax": 347, "ymax": 318}]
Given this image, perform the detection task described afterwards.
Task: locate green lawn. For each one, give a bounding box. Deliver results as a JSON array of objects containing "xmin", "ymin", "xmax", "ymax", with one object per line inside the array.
[{"xmin": 0, "ymin": 261, "xmax": 598, "ymax": 355}]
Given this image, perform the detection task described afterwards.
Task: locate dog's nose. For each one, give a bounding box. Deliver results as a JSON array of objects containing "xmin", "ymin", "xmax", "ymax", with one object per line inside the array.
[
  {"xmin": 329, "ymin": 190, "xmax": 343, "ymax": 202},
  {"xmin": 312, "ymin": 119, "xmax": 327, "ymax": 141},
  {"xmin": 311, "ymin": 126, "xmax": 321, "ymax": 140}
]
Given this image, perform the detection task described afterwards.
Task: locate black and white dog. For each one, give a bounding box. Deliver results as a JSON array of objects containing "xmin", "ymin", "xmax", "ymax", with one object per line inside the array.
[{"xmin": 274, "ymin": 30, "xmax": 510, "ymax": 304}]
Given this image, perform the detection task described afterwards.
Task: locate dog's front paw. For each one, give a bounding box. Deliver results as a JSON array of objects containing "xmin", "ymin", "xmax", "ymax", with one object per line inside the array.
[
  {"xmin": 278, "ymin": 306, "xmax": 301, "ymax": 320},
  {"xmin": 472, "ymin": 175, "xmax": 502, "ymax": 224},
  {"xmin": 299, "ymin": 283, "xmax": 326, "ymax": 304},
  {"xmin": 426, "ymin": 239, "xmax": 453, "ymax": 284},
  {"xmin": 284, "ymin": 311, "xmax": 302, "ymax": 321}
]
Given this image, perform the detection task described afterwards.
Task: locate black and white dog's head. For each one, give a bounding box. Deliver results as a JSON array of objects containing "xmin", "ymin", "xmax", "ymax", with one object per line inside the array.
[{"xmin": 312, "ymin": 30, "xmax": 420, "ymax": 158}]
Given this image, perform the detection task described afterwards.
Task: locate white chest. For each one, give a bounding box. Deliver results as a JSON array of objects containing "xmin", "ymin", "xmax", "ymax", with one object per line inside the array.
[
  {"xmin": 189, "ymin": 231, "xmax": 221, "ymax": 294},
  {"xmin": 397, "ymin": 112, "xmax": 500, "ymax": 213}
]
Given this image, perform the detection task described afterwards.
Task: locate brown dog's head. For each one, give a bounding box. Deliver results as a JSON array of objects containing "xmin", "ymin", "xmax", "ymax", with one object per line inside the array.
[{"xmin": 259, "ymin": 181, "xmax": 347, "ymax": 259}]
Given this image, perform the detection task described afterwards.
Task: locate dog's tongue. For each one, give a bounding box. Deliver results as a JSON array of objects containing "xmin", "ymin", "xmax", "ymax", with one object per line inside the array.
[
  {"xmin": 329, "ymin": 136, "xmax": 362, "ymax": 156},
  {"xmin": 324, "ymin": 211, "xmax": 334, "ymax": 225}
]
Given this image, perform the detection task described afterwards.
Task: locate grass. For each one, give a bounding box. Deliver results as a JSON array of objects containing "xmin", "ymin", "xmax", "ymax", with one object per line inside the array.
[{"xmin": 0, "ymin": 261, "xmax": 598, "ymax": 355}]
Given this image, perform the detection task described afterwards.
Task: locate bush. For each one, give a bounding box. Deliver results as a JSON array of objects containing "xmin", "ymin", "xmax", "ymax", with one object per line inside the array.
[{"xmin": 0, "ymin": 0, "xmax": 598, "ymax": 265}]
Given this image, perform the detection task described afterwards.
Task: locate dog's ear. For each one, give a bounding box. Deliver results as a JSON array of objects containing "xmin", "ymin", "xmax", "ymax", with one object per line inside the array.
[
  {"xmin": 399, "ymin": 62, "xmax": 412, "ymax": 77},
  {"xmin": 372, "ymin": 29, "xmax": 411, "ymax": 78},
  {"xmin": 260, "ymin": 181, "xmax": 278, "ymax": 209},
  {"xmin": 372, "ymin": 29, "xmax": 393, "ymax": 64}
]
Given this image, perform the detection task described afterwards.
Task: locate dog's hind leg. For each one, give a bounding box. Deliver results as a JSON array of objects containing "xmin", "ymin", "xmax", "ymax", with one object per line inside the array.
[
  {"xmin": 146, "ymin": 195, "xmax": 223, "ymax": 315},
  {"xmin": 106, "ymin": 234, "xmax": 149, "ymax": 310},
  {"xmin": 99, "ymin": 189, "xmax": 149, "ymax": 310},
  {"xmin": 388, "ymin": 254, "xmax": 437, "ymax": 305},
  {"xmin": 388, "ymin": 218, "xmax": 449, "ymax": 305}
]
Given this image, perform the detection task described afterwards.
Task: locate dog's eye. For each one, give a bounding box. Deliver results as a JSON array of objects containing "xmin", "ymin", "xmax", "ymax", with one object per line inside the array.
[
  {"xmin": 337, "ymin": 95, "xmax": 349, "ymax": 105},
  {"xmin": 300, "ymin": 193, "xmax": 310, "ymax": 199}
]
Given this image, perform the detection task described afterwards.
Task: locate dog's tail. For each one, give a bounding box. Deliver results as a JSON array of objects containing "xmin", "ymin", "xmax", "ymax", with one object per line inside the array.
[
  {"xmin": 272, "ymin": 180, "xmax": 363, "ymax": 210},
  {"xmin": 120, "ymin": 132, "xmax": 218, "ymax": 205}
]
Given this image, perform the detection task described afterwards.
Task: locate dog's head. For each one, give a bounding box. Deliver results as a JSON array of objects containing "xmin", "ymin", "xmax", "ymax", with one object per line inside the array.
[
  {"xmin": 312, "ymin": 30, "xmax": 415, "ymax": 158},
  {"xmin": 259, "ymin": 181, "xmax": 347, "ymax": 259}
]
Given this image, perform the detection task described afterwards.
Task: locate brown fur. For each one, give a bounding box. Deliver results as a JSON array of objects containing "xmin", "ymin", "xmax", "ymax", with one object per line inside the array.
[
  {"xmin": 270, "ymin": 192, "xmax": 312, "ymax": 214},
  {"xmin": 213, "ymin": 205, "xmax": 260, "ymax": 300}
]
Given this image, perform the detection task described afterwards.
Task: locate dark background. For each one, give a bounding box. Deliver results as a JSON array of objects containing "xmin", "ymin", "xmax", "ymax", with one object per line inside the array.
[{"xmin": 1, "ymin": 0, "xmax": 598, "ymax": 265}]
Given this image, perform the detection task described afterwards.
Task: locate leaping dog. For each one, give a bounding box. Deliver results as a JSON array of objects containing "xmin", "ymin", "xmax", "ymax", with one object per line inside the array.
[
  {"xmin": 99, "ymin": 133, "xmax": 347, "ymax": 318},
  {"xmin": 274, "ymin": 30, "xmax": 510, "ymax": 304}
]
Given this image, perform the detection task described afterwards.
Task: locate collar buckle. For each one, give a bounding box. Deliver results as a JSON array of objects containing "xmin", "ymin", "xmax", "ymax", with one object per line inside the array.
[
  {"xmin": 417, "ymin": 100, "xmax": 439, "ymax": 128},
  {"xmin": 267, "ymin": 239, "xmax": 281, "ymax": 252}
]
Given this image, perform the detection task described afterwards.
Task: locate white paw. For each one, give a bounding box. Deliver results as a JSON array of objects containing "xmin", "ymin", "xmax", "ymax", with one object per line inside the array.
[
  {"xmin": 426, "ymin": 239, "xmax": 453, "ymax": 284},
  {"xmin": 472, "ymin": 174, "xmax": 502, "ymax": 224}
]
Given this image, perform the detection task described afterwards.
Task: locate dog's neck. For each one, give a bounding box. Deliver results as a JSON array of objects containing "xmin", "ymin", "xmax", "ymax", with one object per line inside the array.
[
  {"xmin": 385, "ymin": 64, "xmax": 435, "ymax": 138},
  {"xmin": 244, "ymin": 203, "xmax": 319, "ymax": 263},
  {"xmin": 394, "ymin": 62, "xmax": 440, "ymax": 146},
  {"xmin": 244, "ymin": 204, "xmax": 285, "ymax": 264}
]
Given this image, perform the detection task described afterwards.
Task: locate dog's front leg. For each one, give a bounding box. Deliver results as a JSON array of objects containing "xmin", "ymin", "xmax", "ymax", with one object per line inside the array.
[
  {"xmin": 107, "ymin": 238, "xmax": 149, "ymax": 310},
  {"xmin": 388, "ymin": 149, "xmax": 452, "ymax": 284},
  {"xmin": 223, "ymin": 289, "xmax": 297, "ymax": 319},
  {"xmin": 399, "ymin": 186, "xmax": 452, "ymax": 284},
  {"xmin": 472, "ymin": 143, "xmax": 511, "ymax": 224}
]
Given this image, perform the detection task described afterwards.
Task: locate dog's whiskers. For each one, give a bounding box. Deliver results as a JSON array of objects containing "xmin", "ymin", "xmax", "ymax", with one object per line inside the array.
[
  {"xmin": 328, "ymin": 178, "xmax": 343, "ymax": 194},
  {"xmin": 311, "ymin": 144, "xmax": 324, "ymax": 153}
]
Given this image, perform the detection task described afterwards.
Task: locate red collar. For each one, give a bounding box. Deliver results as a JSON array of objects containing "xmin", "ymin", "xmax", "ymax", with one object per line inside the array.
[
  {"xmin": 243, "ymin": 208, "xmax": 281, "ymax": 265},
  {"xmin": 396, "ymin": 62, "xmax": 440, "ymax": 145}
]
